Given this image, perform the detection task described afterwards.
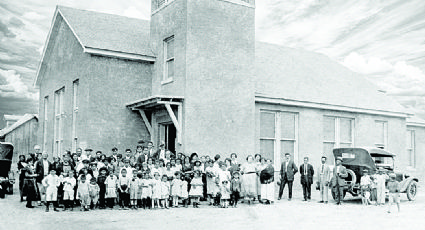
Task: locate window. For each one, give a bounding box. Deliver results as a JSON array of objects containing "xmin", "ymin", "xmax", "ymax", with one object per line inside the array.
[
  {"xmin": 43, "ymin": 96, "xmax": 48, "ymax": 152},
  {"xmin": 375, "ymin": 120, "xmax": 388, "ymax": 149},
  {"xmin": 323, "ymin": 116, "xmax": 354, "ymax": 160},
  {"xmin": 260, "ymin": 111, "xmax": 298, "ymax": 165},
  {"xmin": 163, "ymin": 36, "xmax": 174, "ymax": 83},
  {"xmin": 153, "ymin": 0, "xmax": 174, "ymax": 11},
  {"xmin": 406, "ymin": 130, "xmax": 415, "ymax": 167},
  {"xmin": 72, "ymin": 80, "xmax": 79, "ymax": 153},
  {"xmin": 54, "ymin": 87, "xmax": 65, "ymax": 157}
]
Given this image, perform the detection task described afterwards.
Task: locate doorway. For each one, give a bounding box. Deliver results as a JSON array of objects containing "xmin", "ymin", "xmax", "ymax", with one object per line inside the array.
[{"xmin": 159, "ymin": 123, "xmax": 176, "ymax": 153}]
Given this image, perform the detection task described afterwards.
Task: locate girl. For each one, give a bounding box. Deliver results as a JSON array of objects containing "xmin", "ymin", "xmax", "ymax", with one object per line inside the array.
[
  {"xmin": 171, "ymin": 171, "xmax": 182, "ymax": 207},
  {"xmin": 141, "ymin": 162, "xmax": 151, "ymax": 177},
  {"xmin": 63, "ymin": 171, "xmax": 76, "ymax": 211},
  {"xmin": 241, "ymin": 155, "xmax": 258, "ymax": 204},
  {"xmin": 205, "ymin": 160, "xmax": 219, "ymax": 206},
  {"xmin": 164, "ymin": 162, "xmax": 175, "ymax": 179},
  {"xmin": 220, "ymin": 180, "xmax": 230, "ymax": 208},
  {"xmin": 147, "ymin": 158, "xmax": 154, "ymax": 170},
  {"xmin": 137, "ymin": 172, "xmax": 144, "ymax": 208},
  {"xmin": 151, "ymin": 172, "xmax": 162, "ymax": 208},
  {"xmin": 180, "ymin": 175, "xmax": 189, "ymax": 208},
  {"xmin": 160, "ymin": 175, "xmax": 170, "ymax": 209},
  {"xmin": 254, "ymin": 154, "xmax": 262, "ymax": 202},
  {"xmin": 105, "ymin": 170, "xmax": 118, "ymax": 209},
  {"xmin": 141, "ymin": 173, "xmax": 153, "ymax": 209},
  {"xmin": 129, "ymin": 170, "xmax": 140, "ymax": 209},
  {"xmin": 151, "ymin": 161, "xmax": 162, "ymax": 178},
  {"xmin": 175, "ymin": 158, "xmax": 182, "ymax": 172},
  {"xmin": 170, "ymin": 158, "xmax": 176, "ymax": 168},
  {"xmin": 88, "ymin": 177, "xmax": 100, "ymax": 209},
  {"xmin": 189, "ymin": 170, "xmax": 203, "ymax": 208},
  {"xmin": 193, "ymin": 160, "xmax": 204, "ymax": 173},
  {"xmin": 77, "ymin": 174, "xmax": 90, "ymax": 211}
]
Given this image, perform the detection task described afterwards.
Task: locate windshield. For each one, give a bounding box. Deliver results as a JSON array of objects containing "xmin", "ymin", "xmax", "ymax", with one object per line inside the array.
[{"xmin": 370, "ymin": 155, "xmax": 394, "ymax": 170}]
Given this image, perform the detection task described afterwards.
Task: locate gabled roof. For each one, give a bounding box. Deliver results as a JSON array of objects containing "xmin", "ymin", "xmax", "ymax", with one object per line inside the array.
[
  {"xmin": 255, "ymin": 42, "xmax": 410, "ymax": 117},
  {"xmin": 3, "ymin": 115, "xmax": 24, "ymax": 122},
  {"xmin": 34, "ymin": 5, "xmax": 155, "ymax": 87},
  {"xmin": 0, "ymin": 114, "xmax": 38, "ymax": 137}
]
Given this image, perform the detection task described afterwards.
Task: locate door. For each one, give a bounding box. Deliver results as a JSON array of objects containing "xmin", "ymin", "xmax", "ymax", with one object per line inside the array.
[{"xmin": 158, "ymin": 123, "xmax": 176, "ymax": 153}]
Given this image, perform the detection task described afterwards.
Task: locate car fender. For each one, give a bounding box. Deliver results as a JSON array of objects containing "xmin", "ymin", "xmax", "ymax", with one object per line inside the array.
[{"xmin": 399, "ymin": 177, "xmax": 419, "ymax": 193}]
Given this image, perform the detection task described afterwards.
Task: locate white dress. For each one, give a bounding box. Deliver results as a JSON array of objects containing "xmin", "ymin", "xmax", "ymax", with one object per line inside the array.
[
  {"xmin": 141, "ymin": 179, "xmax": 152, "ymax": 199},
  {"xmin": 189, "ymin": 177, "xmax": 203, "ymax": 197},
  {"xmin": 171, "ymin": 179, "xmax": 181, "ymax": 196},
  {"xmin": 180, "ymin": 180, "xmax": 188, "ymax": 199},
  {"xmin": 105, "ymin": 175, "xmax": 117, "ymax": 198},
  {"xmin": 152, "ymin": 179, "xmax": 162, "ymax": 199},
  {"xmin": 161, "ymin": 181, "xmax": 170, "ymax": 199}
]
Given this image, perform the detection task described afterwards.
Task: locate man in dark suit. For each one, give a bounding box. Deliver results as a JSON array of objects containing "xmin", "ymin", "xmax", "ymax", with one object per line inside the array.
[
  {"xmin": 278, "ymin": 153, "xmax": 298, "ymax": 201},
  {"xmin": 300, "ymin": 156, "xmax": 314, "ymax": 201},
  {"xmin": 35, "ymin": 153, "xmax": 52, "ymax": 205},
  {"xmin": 152, "ymin": 142, "xmax": 165, "ymax": 161},
  {"xmin": 137, "ymin": 147, "xmax": 151, "ymax": 164},
  {"xmin": 331, "ymin": 157, "xmax": 348, "ymax": 205}
]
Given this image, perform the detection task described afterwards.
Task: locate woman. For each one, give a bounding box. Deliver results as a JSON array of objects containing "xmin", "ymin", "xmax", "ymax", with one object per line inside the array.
[
  {"xmin": 189, "ymin": 153, "xmax": 199, "ymax": 165},
  {"xmin": 71, "ymin": 153, "xmax": 79, "ymax": 169},
  {"xmin": 241, "ymin": 155, "xmax": 258, "ymax": 204},
  {"xmin": 260, "ymin": 159, "xmax": 275, "ymax": 204},
  {"xmin": 254, "ymin": 154, "xmax": 262, "ymax": 201},
  {"xmin": 22, "ymin": 158, "xmax": 39, "ymax": 208},
  {"xmin": 17, "ymin": 155, "xmax": 27, "ymax": 202},
  {"xmin": 182, "ymin": 156, "xmax": 193, "ymax": 195}
]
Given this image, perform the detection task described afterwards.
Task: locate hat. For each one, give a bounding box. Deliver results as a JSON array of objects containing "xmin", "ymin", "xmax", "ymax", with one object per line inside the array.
[
  {"xmin": 82, "ymin": 159, "xmax": 90, "ymax": 164},
  {"xmin": 336, "ymin": 157, "xmax": 343, "ymax": 162},
  {"xmin": 112, "ymin": 147, "xmax": 118, "ymax": 151},
  {"xmin": 85, "ymin": 148, "xmax": 93, "ymax": 152},
  {"xmin": 99, "ymin": 167, "xmax": 108, "ymax": 173},
  {"xmin": 389, "ymin": 173, "xmax": 396, "ymax": 178}
]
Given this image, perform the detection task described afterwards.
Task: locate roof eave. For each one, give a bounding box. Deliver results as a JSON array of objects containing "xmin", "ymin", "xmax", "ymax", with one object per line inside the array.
[
  {"xmin": 255, "ymin": 95, "xmax": 411, "ymax": 118},
  {"xmin": 84, "ymin": 47, "xmax": 156, "ymax": 63}
]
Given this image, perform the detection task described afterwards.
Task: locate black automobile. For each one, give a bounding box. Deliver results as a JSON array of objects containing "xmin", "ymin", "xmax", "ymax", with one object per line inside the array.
[{"xmin": 0, "ymin": 142, "xmax": 14, "ymax": 198}]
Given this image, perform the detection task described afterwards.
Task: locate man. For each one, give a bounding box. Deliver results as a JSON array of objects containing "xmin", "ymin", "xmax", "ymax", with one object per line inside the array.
[
  {"xmin": 300, "ymin": 156, "xmax": 314, "ymax": 201},
  {"xmin": 331, "ymin": 157, "xmax": 348, "ymax": 205},
  {"xmin": 278, "ymin": 153, "xmax": 298, "ymax": 201},
  {"xmin": 34, "ymin": 145, "xmax": 42, "ymax": 155},
  {"xmin": 35, "ymin": 153, "xmax": 52, "ymax": 205},
  {"xmin": 111, "ymin": 147, "xmax": 119, "ymax": 160},
  {"xmin": 124, "ymin": 149, "xmax": 132, "ymax": 160},
  {"xmin": 153, "ymin": 142, "xmax": 166, "ymax": 161},
  {"xmin": 375, "ymin": 168, "xmax": 389, "ymax": 205},
  {"xmin": 84, "ymin": 148, "xmax": 93, "ymax": 160},
  {"xmin": 135, "ymin": 144, "xmax": 143, "ymax": 159},
  {"xmin": 147, "ymin": 141, "xmax": 155, "ymax": 157},
  {"xmin": 317, "ymin": 156, "xmax": 331, "ymax": 203},
  {"xmin": 137, "ymin": 147, "xmax": 150, "ymax": 164},
  {"xmin": 76, "ymin": 148, "xmax": 83, "ymax": 157}
]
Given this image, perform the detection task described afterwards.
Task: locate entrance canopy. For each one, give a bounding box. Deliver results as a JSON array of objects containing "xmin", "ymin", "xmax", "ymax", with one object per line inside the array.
[{"xmin": 126, "ymin": 95, "xmax": 184, "ymax": 144}]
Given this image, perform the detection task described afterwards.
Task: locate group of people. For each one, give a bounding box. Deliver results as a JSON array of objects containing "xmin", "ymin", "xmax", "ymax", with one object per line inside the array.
[
  {"xmin": 16, "ymin": 142, "xmax": 401, "ymax": 213},
  {"xmin": 17, "ymin": 142, "xmax": 276, "ymax": 212}
]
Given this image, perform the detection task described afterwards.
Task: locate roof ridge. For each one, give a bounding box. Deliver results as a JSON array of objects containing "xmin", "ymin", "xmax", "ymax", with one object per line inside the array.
[{"xmin": 57, "ymin": 5, "xmax": 150, "ymax": 21}]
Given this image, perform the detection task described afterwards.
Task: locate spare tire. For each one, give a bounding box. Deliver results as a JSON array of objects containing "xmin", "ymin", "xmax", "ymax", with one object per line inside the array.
[{"xmin": 345, "ymin": 169, "xmax": 356, "ymax": 189}]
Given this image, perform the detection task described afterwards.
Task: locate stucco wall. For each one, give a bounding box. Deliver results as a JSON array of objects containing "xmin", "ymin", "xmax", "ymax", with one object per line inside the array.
[
  {"xmin": 4, "ymin": 118, "xmax": 38, "ymax": 171},
  {"xmin": 38, "ymin": 15, "xmax": 152, "ymax": 156},
  {"xmin": 407, "ymin": 125, "xmax": 425, "ymax": 182}
]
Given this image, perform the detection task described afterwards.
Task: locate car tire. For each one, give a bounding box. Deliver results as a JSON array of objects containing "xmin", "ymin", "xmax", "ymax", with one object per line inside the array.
[{"xmin": 406, "ymin": 181, "xmax": 417, "ymax": 201}]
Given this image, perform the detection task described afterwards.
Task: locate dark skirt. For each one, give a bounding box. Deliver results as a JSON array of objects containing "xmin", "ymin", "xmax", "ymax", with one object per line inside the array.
[{"xmin": 22, "ymin": 178, "xmax": 40, "ymax": 201}]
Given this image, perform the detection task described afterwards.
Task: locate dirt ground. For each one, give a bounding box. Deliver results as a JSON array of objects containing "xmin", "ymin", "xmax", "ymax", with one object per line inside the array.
[{"xmin": 1, "ymin": 185, "xmax": 424, "ymax": 230}]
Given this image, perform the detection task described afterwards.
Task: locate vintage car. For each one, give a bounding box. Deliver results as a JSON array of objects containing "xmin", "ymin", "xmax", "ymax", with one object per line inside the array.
[
  {"xmin": 0, "ymin": 142, "xmax": 15, "ymax": 198},
  {"xmin": 332, "ymin": 147, "xmax": 418, "ymax": 201}
]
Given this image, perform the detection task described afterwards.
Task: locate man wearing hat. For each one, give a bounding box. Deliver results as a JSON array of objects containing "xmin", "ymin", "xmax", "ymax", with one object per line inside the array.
[
  {"xmin": 153, "ymin": 142, "xmax": 166, "ymax": 161},
  {"xmin": 375, "ymin": 167, "xmax": 389, "ymax": 205},
  {"xmin": 317, "ymin": 156, "xmax": 331, "ymax": 203},
  {"xmin": 331, "ymin": 156, "xmax": 348, "ymax": 205},
  {"xmin": 111, "ymin": 147, "xmax": 119, "ymax": 161}
]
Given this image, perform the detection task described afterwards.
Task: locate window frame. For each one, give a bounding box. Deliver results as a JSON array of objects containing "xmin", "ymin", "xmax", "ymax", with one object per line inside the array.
[
  {"xmin": 323, "ymin": 116, "xmax": 355, "ymax": 155},
  {"xmin": 374, "ymin": 120, "xmax": 388, "ymax": 149},
  {"xmin": 53, "ymin": 87, "xmax": 65, "ymax": 157},
  {"xmin": 162, "ymin": 35, "xmax": 175, "ymax": 84},
  {"xmin": 407, "ymin": 129, "xmax": 415, "ymax": 167},
  {"xmin": 72, "ymin": 80, "xmax": 79, "ymax": 153}
]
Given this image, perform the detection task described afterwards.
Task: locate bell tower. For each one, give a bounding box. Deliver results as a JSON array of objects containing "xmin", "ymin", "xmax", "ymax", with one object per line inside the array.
[{"xmin": 150, "ymin": 0, "xmax": 256, "ymax": 154}]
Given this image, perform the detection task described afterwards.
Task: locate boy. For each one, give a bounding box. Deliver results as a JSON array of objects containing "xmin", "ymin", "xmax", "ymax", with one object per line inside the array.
[
  {"xmin": 42, "ymin": 169, "xmax": 60, "ymax": 212},
  {"xmin": 230, "ymin": 171, "xmax": 242, "ymax": 208},
  {"xmin": 387, "ymin": 173, "xmax": 400, "ymax": 213},
  {"xmin": 118, "ymin": 168, "xmax": 130, "ymax": 209},
  {"xmin": 77, "ymin": 174, "xmax": 90, "ymax": 211},
  {"xmin": 360, "ymin": 169, "xmax": 371, "ymax": 206},
  {"xmin": 63, "ymin": 171, "xmax": 76, "ymax": 211},
  {"xmin": 97, "ymin": 167, "xmax": 108, "ymax": 209}
]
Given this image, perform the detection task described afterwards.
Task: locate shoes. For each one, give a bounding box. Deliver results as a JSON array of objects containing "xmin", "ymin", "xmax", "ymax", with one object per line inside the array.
[
  {"xmin": 318, "ymin": 201, "xmax": 324, "ymax": 203},
  {"xmin": 277, "ymin": 197, "xmax": 281, "ymax": 200},
  {"xmin": 26, "ymin": 205, "xmax": 34, "ymax": 208},
  {"xmin": 54, "ymin": 208, "xmax": 59, "ymax": 212},
  {"xmin": 288, "ymin": 198, "xmax": 291, "ymax": 201},
  {"xmin": 324, "ymin": 201, "xmax": 328, "ymax": 204}
]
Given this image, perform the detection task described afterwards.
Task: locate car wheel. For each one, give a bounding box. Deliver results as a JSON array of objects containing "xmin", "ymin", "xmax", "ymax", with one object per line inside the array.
[{"xmin": 406, "ymin": 181, "xmax": 417, "ymax": 201}]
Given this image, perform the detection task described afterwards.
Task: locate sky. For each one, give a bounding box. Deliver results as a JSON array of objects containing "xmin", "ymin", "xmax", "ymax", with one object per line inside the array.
[{"xmin": 1, "ymin": 0, "xmax": 425, "ymax": 127}]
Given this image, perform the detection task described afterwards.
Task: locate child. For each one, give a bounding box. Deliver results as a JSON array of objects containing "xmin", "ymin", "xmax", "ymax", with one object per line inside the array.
[
  {"xmin": 63, "ymin": 171, "xmax": 76, "ymax": 211},
  {"xmin": 175, "ymin": 159, "xmax": 182, "ymax": 172},
  {"xmin": 129, "ymin": 170, "xmax": 140, "ymax": 209},
  {"xmin": 105, "ymin": 172, "xmax": 118, "ymax": 209},
  {"xmin": 360, "ymin": 169, "xmax": 371, "ymax": 206},
  {"xmin": 164, "ymin": 162, "xmax": 175, "ymax": 179},
  {"xmin": 193, "ymin": 160, "xmax": 204, "ymax": 173},
  {"xmin": 161, "ymin": 174, "xmax": 170, "ymax": 209},
  {"xmin": 97, "ymin": 168, "xmax": 108, "ymax": 209},
  {"xmin": 189, "ymin": 170, "xmax": 203, "ymax": 208},
  {"xmin": 152, "ymin": 172, "xmax": 162, "ymax": 208},
  {"xmin": 137, "ymin": 172, "xmax": 144, "ymax": 208},
  {"xmin": 387, "ymin": 173, "xmax": 400, "ymax": 213},
  {"xmin": 42, "ymin": 169, "xmax": 60, "ymax": 212},
  {"xmin": 88, "ymin": 177, "xmax": 100, "ymax": 209},
  {"xmin": 118, "ymin": 168, "xmax": 130, "ymax": 209},
  {"xmin": 171, "ymin": 171, "xmax": 182, "ymax": 207},
  {"xmin": 230, "ymin": 171, "xmax": 242, "ymax": 208},
  {"xmin": 220, "ymin": 180, "xmax": 230, "ymax": 208},
  {"xmin": 205, "ymin": 160, "xmax": 219, "ymax": 206},
  {"xmin": 180, "ymin": 175, "xmax": 189, "ymax": 208},
  {"xmin": 77, "ymin": 174, "xmax": 90, "ymax": 211},
  {"xmin": 141, "ymin": 173, "xmax": 153, "ymax": 209}
]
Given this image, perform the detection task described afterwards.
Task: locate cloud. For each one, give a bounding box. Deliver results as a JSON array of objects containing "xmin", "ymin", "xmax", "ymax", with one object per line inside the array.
[
  {"xmin": 343, "ymin": 52, "xmax": 393, "ymax": 75},
  {"xmin": 0, "ymin": 69, "xmax": 38, "ymax": 100},
  {"xmin": 123, "ymin": 6, "xmax": 149, "ymax": 20},
  {"xmin": 0, "ymin": 20, "xmax": 16, "ymax": 37},
  {"xmin": 22, "ymin": 12, "xmax": 46, "ymax": 21}
]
